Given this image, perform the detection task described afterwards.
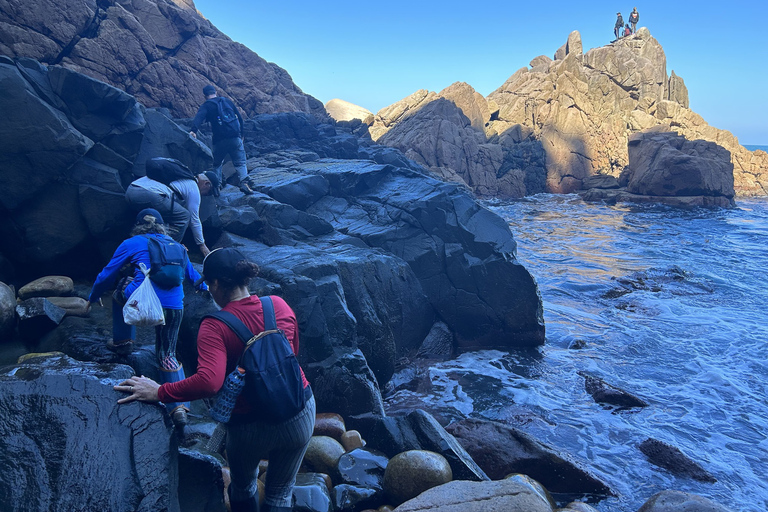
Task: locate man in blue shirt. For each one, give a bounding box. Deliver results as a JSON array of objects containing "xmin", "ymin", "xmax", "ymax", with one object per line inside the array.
[{"xmin": 189, "ymin": 85, "xmax": 253, "ymax": 194}]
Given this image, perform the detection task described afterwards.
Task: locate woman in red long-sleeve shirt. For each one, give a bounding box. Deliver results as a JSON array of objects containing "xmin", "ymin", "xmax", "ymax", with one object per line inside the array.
[{"xmin": 116, "ymin": 248, "xmax": 315, "ymax": 512}]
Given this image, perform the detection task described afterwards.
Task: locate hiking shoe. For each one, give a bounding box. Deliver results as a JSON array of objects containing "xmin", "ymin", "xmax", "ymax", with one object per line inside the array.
[
  {"xmin": 170, "ymin": 406, "xmax": 188, "ymax": 429},
  {"xmin": 239, "ymin": 182, "xmax": 254, "ymax": 195},
  {"xmin": 106, "ymin": 339, "xmax": 133, "ymax": 356}
]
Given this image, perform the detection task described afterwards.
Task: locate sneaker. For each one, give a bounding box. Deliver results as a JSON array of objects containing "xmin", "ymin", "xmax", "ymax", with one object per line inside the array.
[
  {"xmin": 239, "ymin": 182, "xmax": 254, "ymax": 195},
  {"xmin": 106, "ymin": 339, "xmax": 133, "ymax": 356},
  {"xmin": 170, "ymin": 406, "xmax": 188, "ymax": 429}
]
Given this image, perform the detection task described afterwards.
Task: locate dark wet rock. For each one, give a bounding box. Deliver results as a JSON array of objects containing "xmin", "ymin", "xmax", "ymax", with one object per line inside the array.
[
  {"xmin": 603, "ymin": 266, "xmax": 714, "ymax": 300},
  {"xmin": 383, "ymin": 450, "xmax": 452, "ymax": 505},
  {"xmin": 333, "ymin": 484, "xmax": 381, "ymax": 512},
  {"xmin": 579, "ymin": 372, "xmax": 649, "ymax": 408},
  {"xmin": 293, "ymin": 473, "xmax": 333, "ymax": 512},
  {"xmin": 304, "ymin": 436, "xmax": 346, "ymax": 475},
  {"xmin": 637, "ymin": 490, "xmax": 733, "ymax": 512},
  {"xmin": 348, "ymin": 409, "xmax": 488, "ymax": 482},
  {"xmin": 568, "ymin": 339, "xmax": 588, "ymax": 350},
  {"xmin": 178, "ymin": 448, "xmax": 226, "ymax": 512},
  {"xmin": 445, "ymin": 418, "xmax": 612, "ymax": 496},
  {"xmin": 314, "ymin": 412, "xmax": 346, "ymax": 441},
  {"xmin": 0, "ymin": 282, "xmax": 15, "ymax": 338},
  {"xmin": 15, "ymin": 298, "xmax": 66, "ymax": 342},
  {"xmin": 335, "ymin": 448, "xmax": 388, "ymax": 490},
  {"xmin": 306, "ymin": 348, "xmax": 386, "ymax": 418},
  {"xmin": 386, "ymin": 362, "xmax": 433, "ymax": 396},
  {"xmin": 295, "ymin": 160, "xmax": 544, "ymax": 350},
  {"xmin": 416, "ymin": 321, "xmax": 454, "ymax": 359},
  {"xmin": 0, "ymin": 354, "xmax": 178, "ymax": 511},
  {"xmin": 639, "ymin": 438, "xmax": 716, "ymax": 483},
  {"xmin": 18, "ymin": 276, "xmax": 74, "ymax": 300}
]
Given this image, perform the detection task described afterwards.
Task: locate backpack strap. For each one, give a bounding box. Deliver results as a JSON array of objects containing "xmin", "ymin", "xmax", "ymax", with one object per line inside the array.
[
  {"xmin": 260, "ymin": 296, "xmax": 277, "ymax": 330},
  {"xmin": 203, "ymin": 303, "xmax": 281, "ymax": 347},
  {"xmin": 203, "ymin": 310, "xmax": 254, "ymax": 345}
]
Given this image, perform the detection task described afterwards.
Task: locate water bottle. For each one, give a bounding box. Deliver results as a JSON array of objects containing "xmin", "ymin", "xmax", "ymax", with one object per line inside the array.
[
  {"xmin": 209, "ymin": 366, "xmax": 246, "ymax": 423},
  {"xmin": 206, "ymin": 366, "xmax": 246, "ymax": 453}
]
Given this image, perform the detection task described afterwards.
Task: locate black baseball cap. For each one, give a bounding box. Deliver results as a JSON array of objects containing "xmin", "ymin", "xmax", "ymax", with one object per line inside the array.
[
  {"xmin": 203, "ymin": 85, "xmax": 216, "ymax": 96},
  {"xmin": 195, "ymin": 247, "xmax": 248, "ymax": 286},
  {"xmin": 203, "ymin": 171, "xmax": 220, "ymax": 197}
]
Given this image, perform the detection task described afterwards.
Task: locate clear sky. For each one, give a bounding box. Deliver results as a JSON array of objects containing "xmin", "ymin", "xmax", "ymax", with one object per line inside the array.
[{"xmin": 193, "ymin": 0, "xmax": 767, "ymax": 145}]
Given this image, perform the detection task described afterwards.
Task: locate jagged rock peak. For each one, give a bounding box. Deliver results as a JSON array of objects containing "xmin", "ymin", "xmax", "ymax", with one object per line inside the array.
[{"xmin": 0, "ymin": 0, "xmax": 325, "ymax": 119}]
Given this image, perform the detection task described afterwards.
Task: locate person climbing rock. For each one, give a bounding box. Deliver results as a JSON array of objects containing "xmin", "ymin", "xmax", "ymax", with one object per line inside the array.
[
  {"xmin": 87, "ymin": 209, "xmax": 208, "ymax": 432},
  {"xmin": 190, "ymin": 85, "xmax": 254, "ymax": 195},
  {"xmin": 629, "ymin": 7, "xmax": 640, "ymax": 34},
  {"xmin": 126, "ymin": 157, "xmax": 218, "ymax": 256},
  {"xmin": 614, "ymin": 12, "xmax": 625, "ymax": 40},
  {"xmin": 115, "ymin": 248, "xmax": 314, "ymax": 512}
]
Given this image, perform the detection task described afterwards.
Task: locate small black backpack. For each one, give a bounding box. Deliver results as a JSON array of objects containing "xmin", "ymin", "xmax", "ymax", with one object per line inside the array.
[
  {"xmin": 144, "ymin": 157, "xmax": 196, "ymax": 187},
  {"xmin": 142, "ymin": 235, "xmax": 189, "ymax": 289},
  {"xmin": 204, "ymin": 296, "xmax": 307, "ymax": 423},
  {"xmin": 212, "ymin": 97, "xmax": 241, "ymax": 139}
]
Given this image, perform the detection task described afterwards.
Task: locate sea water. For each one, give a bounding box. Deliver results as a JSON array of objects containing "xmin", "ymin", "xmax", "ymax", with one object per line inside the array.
[{"xmin": 385, "ymin": 195, "xmax": 768, "ymax": 512}]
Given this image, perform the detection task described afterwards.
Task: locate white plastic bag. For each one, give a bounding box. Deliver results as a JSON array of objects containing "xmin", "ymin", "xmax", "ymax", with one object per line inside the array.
[{"xmin": 123, "ymin": 263, "xmax": 165, "ymax": 327}]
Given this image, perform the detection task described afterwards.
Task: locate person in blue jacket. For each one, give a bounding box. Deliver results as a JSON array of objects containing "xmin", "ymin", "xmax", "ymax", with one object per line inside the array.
[{"xmin": 87, "ymin": 208, "xmax": 207, "ymax": 429}]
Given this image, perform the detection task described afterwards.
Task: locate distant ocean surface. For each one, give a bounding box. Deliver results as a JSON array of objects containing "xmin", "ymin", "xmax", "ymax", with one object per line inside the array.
[
  {"xmin": 744, "ymin": 144, "xmax": 768, "ymax": 152},
  {"xmin": 385, "ymin": 195, "xmax": 768, "ymax": 512}
]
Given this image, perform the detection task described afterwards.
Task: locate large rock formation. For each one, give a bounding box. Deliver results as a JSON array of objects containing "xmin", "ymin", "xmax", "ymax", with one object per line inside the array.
[
  {"xmin": 369, "ymin": 29, "xmax": 767, "ymax": 198},
  {"xmin": 0, "ymin": 354, "xmax": 179, "ymax": 512},
  {"xmin": 0, "ymin": 0, "xmax": 324, "ymax": 119},
  {"xmin": 0, "ymin": 57, "xmax": 544, "ymax": 420}
]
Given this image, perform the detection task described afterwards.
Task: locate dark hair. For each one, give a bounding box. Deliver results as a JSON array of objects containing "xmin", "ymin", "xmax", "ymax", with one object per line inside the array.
[{"xmin": 215, "ymin": 260, "xmax": 260, "ymax": 289}]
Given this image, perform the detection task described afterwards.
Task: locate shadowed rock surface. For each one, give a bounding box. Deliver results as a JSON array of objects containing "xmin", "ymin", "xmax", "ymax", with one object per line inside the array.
[
  {"xmin": 0, "ymin": 354, "xmax": 179, "ymax": 512},
  {"xmin": 639, "ymin": 438, "xmax": 716, "ymax": 483},
  {"xmin": 579, "ymin": 371, "xmax": 649, "ymax": 408},
  {"xmin": 0, "ymin": 0, "xmax": 324, "ymax": 119},
  {"xmin": 446, "ymin": 419, "xmax": 613, "ymax": 495}
]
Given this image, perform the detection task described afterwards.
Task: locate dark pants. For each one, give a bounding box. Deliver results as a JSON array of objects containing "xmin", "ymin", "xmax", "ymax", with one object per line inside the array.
[
  {"xmin": 213, "ymin": 137, "xmax": 248, "ymax": 185},
  {"xmin": 125, "ymin": 184, "xmax": 190, "ymax": 242}
]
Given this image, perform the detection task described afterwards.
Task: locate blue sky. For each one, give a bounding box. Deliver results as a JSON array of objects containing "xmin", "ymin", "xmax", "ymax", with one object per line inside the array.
[{"xmin": 193, "ymin": 0, "xmax": 767, "ymax": 144}]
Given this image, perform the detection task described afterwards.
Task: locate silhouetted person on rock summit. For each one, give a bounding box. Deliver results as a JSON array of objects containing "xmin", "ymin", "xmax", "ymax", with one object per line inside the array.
[
  {"xmin": 614, "ymin": 12, "xmax": 625, "ymax": 40},
  {"xmin": 190, "ymin": 85, "xmax": 254, "ymax": 195},
  {"xmin": 629, "ymin": 7, "xmax": 640, "ymax": 34}
]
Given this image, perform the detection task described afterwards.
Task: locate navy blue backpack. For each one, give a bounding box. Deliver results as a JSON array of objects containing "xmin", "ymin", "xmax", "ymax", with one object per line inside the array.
[
  {"xmin": 143, "ymin": 235, "xmax": 188, "ymax": 289},
  {"xmin": 204, "ymin": 296, "xmax": 307, "ymax": 423}
]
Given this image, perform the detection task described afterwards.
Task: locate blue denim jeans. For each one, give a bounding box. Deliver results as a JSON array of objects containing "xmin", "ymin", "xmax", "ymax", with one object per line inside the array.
[{"xmin": 213, "ymin": 137, "xmax": 248, "ymax": 185}]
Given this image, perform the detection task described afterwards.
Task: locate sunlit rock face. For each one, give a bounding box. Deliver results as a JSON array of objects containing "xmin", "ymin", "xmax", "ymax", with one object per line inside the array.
[
  {"xmin": 370, "ymin": 28, "xmax": 768, "ymax": 197},
  {"xmin": 325, "ymin": 99, "xmax": 373, "ymax": 124},
  {"xmin": 0, "ymin": 0, "xmax": 325, "ymax": 119}
]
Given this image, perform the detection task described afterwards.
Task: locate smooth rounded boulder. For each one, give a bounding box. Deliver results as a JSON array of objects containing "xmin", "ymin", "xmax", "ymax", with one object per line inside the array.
[
  {"xmin": 637, "ymin": 490, "xmax": 734, "ymax": 512},
  {"xmin": 391, "ymin": 477, "xmax": 553, "ymax": 512},
  {"xmin": 303, "ymin": 436, "xmax": 346, "ymax": 475},
  {"xmin": 18, "ymin": 276, "xmax": 74, "ymax": 300},
  {"xmin": 383, "ymin": 450, "xmax": 452, "ymax": 505}
]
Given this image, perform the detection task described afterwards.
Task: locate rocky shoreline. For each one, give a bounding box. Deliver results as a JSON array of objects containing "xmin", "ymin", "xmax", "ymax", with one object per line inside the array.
[{"xmin": 0, "ymin": 0, "xmax": 747, "ymax": 510}]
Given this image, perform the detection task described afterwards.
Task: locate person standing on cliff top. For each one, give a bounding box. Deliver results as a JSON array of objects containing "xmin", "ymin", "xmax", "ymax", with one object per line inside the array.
[
  {"xmin": 189, "ymin": 85, "xmax": 254, "ymax": 195},
  {"xmin": 614, "ymin": 12, "xmax": 625, "ymax": 40},
  {"xmin": 629, "ymin": 7, "xmax": 639, "ymax": 34}
]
